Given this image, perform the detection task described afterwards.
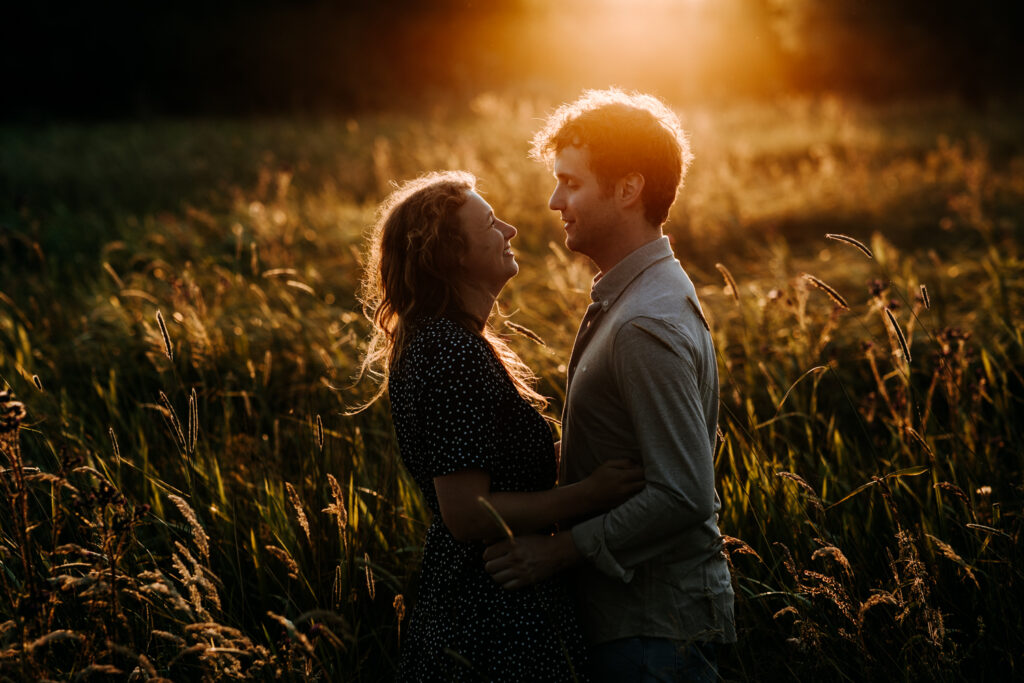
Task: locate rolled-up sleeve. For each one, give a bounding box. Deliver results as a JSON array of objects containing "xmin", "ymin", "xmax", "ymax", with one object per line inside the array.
[{"xmin": 571, "ymin": 317, "xmax": 717, "ymax": 582}]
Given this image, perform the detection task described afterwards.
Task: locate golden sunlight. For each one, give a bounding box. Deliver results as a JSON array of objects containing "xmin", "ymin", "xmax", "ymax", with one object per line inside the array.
[{"xmin": 512, "ymin": 0, "xmax": 767, "ymax": 100}]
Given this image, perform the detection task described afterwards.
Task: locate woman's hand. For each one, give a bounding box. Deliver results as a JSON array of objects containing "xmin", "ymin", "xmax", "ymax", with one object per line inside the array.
[{"xmin": 582, "ymin": 458, "xmax": 645, "ymax": 512}]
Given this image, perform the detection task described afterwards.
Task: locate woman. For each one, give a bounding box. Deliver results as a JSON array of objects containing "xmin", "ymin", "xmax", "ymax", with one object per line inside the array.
[{"xmin": 358, "ymin": 171, "xmax": 643, "ymax": 681}]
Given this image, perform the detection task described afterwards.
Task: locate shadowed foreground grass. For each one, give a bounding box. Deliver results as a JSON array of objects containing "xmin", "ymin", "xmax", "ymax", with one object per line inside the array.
[{"xmin": 1, "ymin": 97, "xmax": 1022, "ymax": 680}]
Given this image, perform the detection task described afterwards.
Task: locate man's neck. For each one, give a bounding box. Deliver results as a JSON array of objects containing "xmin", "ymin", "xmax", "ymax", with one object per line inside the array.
[{"xmin": 592, "ymin": 228, "xmax": 663, "ymax": 275}]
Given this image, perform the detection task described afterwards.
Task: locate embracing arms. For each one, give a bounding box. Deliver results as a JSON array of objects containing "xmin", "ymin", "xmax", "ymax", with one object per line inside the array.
[
  {"xmin": 434, "ymin": 457, "xmax": 643, "ymax": 543},
  {"xmin": 485, "ymin": 318, "xmax": 719, "ymax": 585}
]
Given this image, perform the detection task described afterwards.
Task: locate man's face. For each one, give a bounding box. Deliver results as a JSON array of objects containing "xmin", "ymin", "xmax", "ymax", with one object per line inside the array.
[{"xmin": 548, "ymin": 145, "xmax": 619, "ymax": 263}]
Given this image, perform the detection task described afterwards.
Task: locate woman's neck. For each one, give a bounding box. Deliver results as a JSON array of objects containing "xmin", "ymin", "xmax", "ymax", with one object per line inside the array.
[{"xmin": 457, "ymin": 285, "xmax": 497, "ymax": 329}]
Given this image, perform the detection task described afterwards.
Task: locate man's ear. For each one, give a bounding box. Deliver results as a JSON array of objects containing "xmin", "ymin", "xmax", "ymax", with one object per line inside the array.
[{"xmin": 616, "ymin": 172, "xmax": 645, "ymax": 209}]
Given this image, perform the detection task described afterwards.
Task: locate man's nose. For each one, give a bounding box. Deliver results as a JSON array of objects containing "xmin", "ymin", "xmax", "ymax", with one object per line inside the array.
[
  {"xmin": 548, "ymin": 187, "xmax": 563, "ymax": 211},
  {"xmin": 502, "ymin": 221, "xmax": 517, "ymax": 239}
]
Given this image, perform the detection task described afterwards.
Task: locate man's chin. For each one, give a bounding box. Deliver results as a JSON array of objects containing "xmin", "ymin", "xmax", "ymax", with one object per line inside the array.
[{"xmin": 564, "ymin": 234, "xmax": 585, "ymax": 256}]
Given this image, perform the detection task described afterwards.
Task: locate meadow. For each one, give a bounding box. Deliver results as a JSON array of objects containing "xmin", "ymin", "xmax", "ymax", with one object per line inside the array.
[{"xmin": 1, "ymin": 95, "xmax": 1022, "ymax": 681}]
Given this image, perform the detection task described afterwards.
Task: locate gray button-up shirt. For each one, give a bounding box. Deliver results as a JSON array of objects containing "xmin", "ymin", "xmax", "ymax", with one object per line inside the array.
[{"xmin": 561, "ymin": 236, "xmax": 736, "ymax": 645}]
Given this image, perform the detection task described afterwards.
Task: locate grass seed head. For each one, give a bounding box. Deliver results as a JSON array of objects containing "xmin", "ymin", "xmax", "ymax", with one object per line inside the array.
[
  {"xmin": 802, "ymin": 273, "xmax": 850, "ymax": 310},
  {"xmin": 0, "ymin": 389, "xmax": 27, "ymax": 433},
  {"xmin": 265, "ymin": 545, "xmax": 300, "ymax": 579},
  {"xmin": 715, "ymin": 263, "xmax": 739, "ymax": 302},
  {"xmin": 156, "ymin": 309, "xmax": 174, "ymax": 361},
  {"xmin": 168, "ymin": 494, "xmax": 210, "ymax": 562},
  {"xmin": 503, "ymin": 320, "xmax": 546, "ymax": 346},
  {"xmin": 825, "ymin": 233, "xmax": 874, "ymax": 258},
  {"xmin": 363, "ymin": 553, "xmax": 376, "ymax": 600},
  {"xmin": 285, "ymin": 482, "xmax": 312, "ymax": 544},
  {"xmin": 884, "ymin": 307, "xmax": 912, "ymax": 363}
]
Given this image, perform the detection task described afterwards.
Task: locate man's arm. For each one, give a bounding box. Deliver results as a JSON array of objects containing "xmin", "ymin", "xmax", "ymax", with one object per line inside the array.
[
  {"xmin": 569, "ymin": 317, "xmax": 718, "ymax": 581},
  {"xmin": 484, "ymin": 317, "xmax": 717, "ymax": 589}
]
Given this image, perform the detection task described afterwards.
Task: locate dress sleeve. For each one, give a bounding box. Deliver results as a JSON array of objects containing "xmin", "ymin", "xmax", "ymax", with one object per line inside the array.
[{"xmin": 416, "ymin": 326, "xmax": 503, "ymax": 479}]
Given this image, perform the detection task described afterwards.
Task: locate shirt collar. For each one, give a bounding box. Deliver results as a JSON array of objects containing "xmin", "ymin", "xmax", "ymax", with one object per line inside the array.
[{"xmin": 591, "ymin": 236, "xmax": 674, "ymax": 309}]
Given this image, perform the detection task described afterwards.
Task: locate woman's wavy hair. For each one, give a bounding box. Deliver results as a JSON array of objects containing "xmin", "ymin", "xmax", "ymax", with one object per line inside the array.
[{"xmin": 354, "ymin": 171, "xmax": 546, "ymax": 411}]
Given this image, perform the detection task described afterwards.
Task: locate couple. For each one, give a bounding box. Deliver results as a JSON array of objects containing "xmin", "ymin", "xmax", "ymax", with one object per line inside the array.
[{"xmin": 359, "ymin": 89, "xmax": 736, "ymax": 682}]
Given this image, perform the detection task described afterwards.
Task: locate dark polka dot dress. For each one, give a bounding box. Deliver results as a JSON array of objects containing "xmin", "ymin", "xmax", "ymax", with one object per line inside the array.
[{"xmin": 389, "ymin": 317, "xmax": 588, "ymax": 682}]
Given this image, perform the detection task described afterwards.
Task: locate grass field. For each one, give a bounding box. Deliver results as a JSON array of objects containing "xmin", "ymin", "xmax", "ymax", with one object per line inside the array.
[{"xmin": 1, "ymin": 96, "xmax": 1022, "ymax": 680}]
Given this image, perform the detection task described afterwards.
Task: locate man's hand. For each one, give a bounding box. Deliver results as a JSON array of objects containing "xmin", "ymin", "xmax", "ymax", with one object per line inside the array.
[{"xmin": 483, "ymin": 532, "xmax": 581, "ymax": 590}]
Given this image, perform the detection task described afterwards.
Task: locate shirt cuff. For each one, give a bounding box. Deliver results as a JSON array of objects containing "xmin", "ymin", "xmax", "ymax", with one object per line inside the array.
[{"xmin": 571, "ymin": 516, "xmax": 635, "ymax": 583}]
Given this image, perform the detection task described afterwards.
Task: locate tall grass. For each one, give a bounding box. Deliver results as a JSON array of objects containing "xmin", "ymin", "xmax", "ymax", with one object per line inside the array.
[{"xmin": 1, "ymin": 96, "xmax": 1022, "ymax": 680}]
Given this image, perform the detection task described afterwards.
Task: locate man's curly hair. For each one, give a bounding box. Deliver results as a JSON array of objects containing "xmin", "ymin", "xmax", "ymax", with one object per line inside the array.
[{"xmin": 531, "ymin": 88, "xmax": 693, "ymax": 227}]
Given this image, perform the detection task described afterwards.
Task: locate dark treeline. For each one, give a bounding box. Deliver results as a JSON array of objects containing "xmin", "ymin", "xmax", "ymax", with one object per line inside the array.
[{"xmin": 6, "ymin": 0, "xmax": 1023, "ymax": 121}]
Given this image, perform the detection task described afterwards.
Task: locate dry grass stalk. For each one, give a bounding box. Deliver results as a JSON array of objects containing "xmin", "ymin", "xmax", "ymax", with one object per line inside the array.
[
  {"xmin": 31, "ymin": 375, "xmax": 43, "ymax": 392},
  {"xmin": 715, "ymin": 263, "xmax": 739, "ymax": 302},
  {"xmin": 687, "ymin": 297, "xmax": 710, "ymax": 331},
  {"xmin": 925, "ymin": 533, "xmax": 978, "ymax": 588},
  {"xmin": 920, "ymin": 283, "xmax": 931, "ymax": 309},
  {"xmin": 884, "ymin": 308, "xmax": 912, "ymax": 363},
  {"xmin": 285, "ymin": 482, "xmax": 311, "ymax": 544},
  {"xmin": 172, "ymin": 546, "xmax": 208, "ymax": 619},
  {"xmin": 905, "ymin": 426, "xmax": 934, "ymax": 461},
  {"xmin": 776, "ymin": 472, "xmax": 825, "ymax": 515},
  {"xmin": 156, "ymin": 309, "xmax": 174, "ymax": 360},
  {"xmin": 477, "ymin": 496, "xmax": 515, "ymax": 543},
  {"xmin": 168, "ymin": 494, "xmax": 210, "ymax": 562},
  {"xmin": 102, "ymin": 261, "xmax": 125, "ymax": 289},
  {"xmin": 286, "ymin": 280, "xmax": 316, "ymax": 296},
  {"xmin": 152, "ymin": 629, "xmax": 186, "ymax": 647},
  {"xmin": 825, "ymin": 233, "xmax": 874, "ymax": 258},
  {"xmin": 503, "ymin": 320, "xmax": 546, "ymax": 346},
  {"xmin": 811, "ymin": 545, "xmax": 853, "ymax": 578},
  {"xmin": 801, "ymin": 273, "xmax": 849, "ymax": 310},
  {"xmin": 315, "ymin": 414, "xmax": 324, "ymax": 452},
  {"xmin": 394, "ymin": 594, "xmax": 406, "ymax": 646},
  {"xmin": 75, "ymin": 664, "xmax": 124, "ymax": 677},
  {"xmin": 857, "ymin": 591, "xmax": 898, "ymax": 626},
  {"xmin": 332, "ymin": 565, "xmax": 343, "ymax": 608},
  {"xmin": 772, "ymin": 606, "xmax": 799, "ymax": 622},
  {"xmin": 0, "ymin": 389, "xmax": 27, "ymax": 433},
  {"xmin": 265, "ymin": 545, "xmax": 300, "ymax": 579},
  {"xmin": 266, "ymin": 612, "xmax": 316, "ymax": 657},
  {"xmin": 364, "ymin": 552, "xmax": 376, "ymax": 600},
  {"xmin": 28, "ymin": 630, "xmax": 84, "ymax": 650},
  {"xmin": 188, "ymin": 388, "xmax": 198, "ymax": 454},
  {"xmin": 136, "ymin": 653, "xmax": 158, "ymax": 678},
  {"xmin": 323, "ymin": 474, "xmax": 349, "ymax": 532},
  {"xmin": 721, "ymin": 535, "xmax": 762, "ymax": 562},
  {"xmin": 158, "ymin": 391, "xmax": 187, "ymax": 451},
  {"xmin": 108, "ymin": 427, "xmax": 120, "ymax": 461}
]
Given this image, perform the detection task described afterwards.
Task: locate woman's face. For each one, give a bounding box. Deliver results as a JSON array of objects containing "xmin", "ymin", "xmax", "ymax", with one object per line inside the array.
[{"xmin": 456, "ymin": 190, "xmax": 519, "ymax": 297}]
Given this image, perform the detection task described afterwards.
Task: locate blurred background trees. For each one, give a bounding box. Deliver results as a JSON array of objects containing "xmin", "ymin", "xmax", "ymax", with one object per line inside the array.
[{"xmin": 6, "ymin": 0, "xmax": 1022, "ymax": 121}]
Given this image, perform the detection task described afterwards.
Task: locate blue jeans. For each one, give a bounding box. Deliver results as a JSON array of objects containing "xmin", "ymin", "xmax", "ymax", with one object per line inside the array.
[{"xmin": 588, "ymin": 637, "xmax": 718, "ymax": 683}]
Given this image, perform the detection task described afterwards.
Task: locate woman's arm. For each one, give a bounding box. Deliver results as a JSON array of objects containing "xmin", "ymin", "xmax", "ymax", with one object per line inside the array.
[{"xmin": 433, "ymin": 459, "xmax": 643, "ymax": 543}]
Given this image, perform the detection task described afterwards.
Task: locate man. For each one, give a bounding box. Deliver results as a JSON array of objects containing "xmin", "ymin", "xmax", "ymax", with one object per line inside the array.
[{"xmin": 483, "ymin": 89, "xmax": 736, "ymax": 682}]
